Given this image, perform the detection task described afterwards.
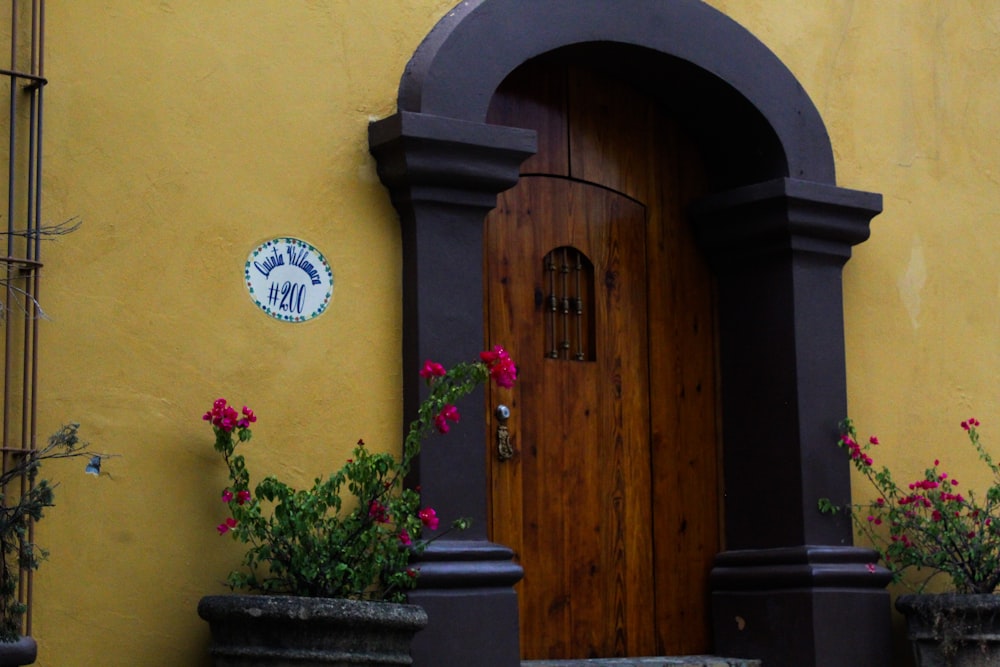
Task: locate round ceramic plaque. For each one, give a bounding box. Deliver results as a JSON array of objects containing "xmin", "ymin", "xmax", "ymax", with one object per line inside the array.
[{"xmin": 245, "ymin": 237, "xmax": 333, "ymax": 322}]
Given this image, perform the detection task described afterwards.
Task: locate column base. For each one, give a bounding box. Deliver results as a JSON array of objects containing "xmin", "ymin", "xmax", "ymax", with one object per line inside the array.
[
  {"xmin": 407, "ymin": 539, "xmax": 523, "ymax": 667},
  {"xmin": 710, "ymin": 546, "xmax": 892, "ymax": 667}
]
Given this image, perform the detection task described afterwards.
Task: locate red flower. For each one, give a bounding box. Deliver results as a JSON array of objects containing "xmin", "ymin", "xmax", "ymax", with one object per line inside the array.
[
  {"xmin": 204, "ymin": 398, "xmax": 242, "ymax": 433},
  {"xmin": 434, "ymin": 404, "xmax": 460, "ymax": 433},
  {"xmin": 419, "ymin": 360, "xmax": 446, "ymax": 380},
  {"xmin": 434, "ymin": 413, "xmax": 450, "ymax": 434},
  {"xmin": 962, "ymin": 418, "xmax": 980, "ymax": 431},
  {"xmin": 236, "ymin": 490, "xmax": 251, "ymax": 505},
  {"xmin": 236, "ymin": 405, "xmax": 257, "ymax": 428},
  {"xmin": 369, "ymin": 501, "xmax": 390, "ymax": 523},
  {"xmin": 217, "ymin": 517, "xmax": 237, "ymax": 535},
  {"xmin": 399, "ymin": 530, "xmax": 412, "ymax": 546},
  {"xmin": 221, "ymin": 489, "xmax": 234, "ymax": 503},
  {"xmin": 419, "ymin": 507, "xmax": 440, "ymax": 530},
  {"xmin": 481, "ymin": 345, "xmax": 517, "ymax": 388}
]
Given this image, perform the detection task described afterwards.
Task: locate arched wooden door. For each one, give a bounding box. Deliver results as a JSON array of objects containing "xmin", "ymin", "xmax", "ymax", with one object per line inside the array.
[{"xmin": 484, "ymin": 63, "xmax": 722, "ymax": 660}]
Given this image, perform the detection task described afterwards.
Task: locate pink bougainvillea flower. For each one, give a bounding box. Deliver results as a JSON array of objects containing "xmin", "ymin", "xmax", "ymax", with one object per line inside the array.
[
  {"xmin": 369, "ymin": 500, "xmax": 390, "ymax": 524},
  {"xmin": 434, "ymin": 404, "xmax": 461, "ymax": 434},
  {"xmin": 962, "ymin": 418, "xmax": 981, "ymax": 431},
  {"xmin": 217, "ymin": 517, "xmax": 237, "ymax": 535},
  {"xmin": 479, "ymin": 346, "xmax": 501, "ymax": 364},
  {"xmin": 236, "ymin": 490, "xmax": 251, "ymax": 505},
  {"xmin": 237, "ymin": 405, "xmax": 257, "ymax": 429},
  {"xmin": 419, "ymin": 360, "xmax": 446, "ymax": 380},
  {"xmin": 221, "ymin": 489, "xmax": 234, "ymax": 503},
  {"xmin": 434, "ymin": 413, "xmax": 450, "ymax": 434},
  {"xmin": 419, "ymin": 507, "xmax": 440, "ymax": 530},
  {"xmin": 399, "ymin": 530, "xmax": 412, "ymax": 546},
  {"xmin": 481, "ymin": 345, "xmax": 517, "ymax": 388},
  {"xmin": 865, "ymin": 563, "xmax": 877, "ymax": 573},
  {"xmin": 204, "ymin": 398, "xmax": 242, "ymax": 433}
]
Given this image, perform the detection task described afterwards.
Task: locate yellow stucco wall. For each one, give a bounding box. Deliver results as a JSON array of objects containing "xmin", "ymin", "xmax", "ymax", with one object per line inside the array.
[{"xmin": 18, "ymin": 1, "xmax": 1000, "ymax": 665}]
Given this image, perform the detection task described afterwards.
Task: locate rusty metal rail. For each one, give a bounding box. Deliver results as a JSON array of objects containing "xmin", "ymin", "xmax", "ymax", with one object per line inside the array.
[{"xmin": 2, "ymin": 0, "xmax": 46, "ymax": 638}]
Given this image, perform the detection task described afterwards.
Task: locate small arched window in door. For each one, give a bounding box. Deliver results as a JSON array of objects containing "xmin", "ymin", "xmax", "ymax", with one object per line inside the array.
[{"xmin": 543, "ymin": 246, "xmax": 595, "ymax": 361}]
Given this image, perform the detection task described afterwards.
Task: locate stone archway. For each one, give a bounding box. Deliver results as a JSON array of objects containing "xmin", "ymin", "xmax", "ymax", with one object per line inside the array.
[{"xmin": 370, "ymin": 2, "xmax": 889, "ymax": 665}]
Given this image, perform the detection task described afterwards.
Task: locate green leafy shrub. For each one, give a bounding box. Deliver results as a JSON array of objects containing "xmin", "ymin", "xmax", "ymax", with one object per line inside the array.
[
  {"xmin": 0, "ymin": 423, "xmax": 99, "ymax": 642},
  {"xmin": 821, "ymin": 418, "xmax": 1000, "ymax": 593},
  {"xmin": 205, "ymin": 347, "xmax": 516, "ymax": 601}
]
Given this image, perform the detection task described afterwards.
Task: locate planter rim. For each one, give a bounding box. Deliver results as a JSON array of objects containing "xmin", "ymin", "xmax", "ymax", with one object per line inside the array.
[
  {"xmin": 0, "ymin": 635, "xmax": 37, "ymax": 665},
  {"xmin": 198, "ymin": 594, "xmax": 428, "ymax": 629},
  {"xmin": 897, "ymin": 592, "xmax": 1000, "ymax": 613}
]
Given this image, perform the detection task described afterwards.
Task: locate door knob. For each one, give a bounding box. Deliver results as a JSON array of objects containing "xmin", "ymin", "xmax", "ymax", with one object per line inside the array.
[{"xmin": 495, "ymin": 404, "xmax": 513, "ymax": 461}]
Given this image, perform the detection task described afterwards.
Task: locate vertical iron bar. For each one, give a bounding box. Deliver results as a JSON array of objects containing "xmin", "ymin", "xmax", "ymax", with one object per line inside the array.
[
  {"xmin": 546, "ymin": 255, "xmax": 557, "ymax": 358},
  {"xmin": 560, "ymin": 248, "xmax": 570, "ymax": 359},
  {"xmin": 24, "ymin": 0, "xmax": 43, "ymax": 636},
  {"xmin": 23, "ymin": 0, "xmax": 37, "ymax": 452},
  {"xmin": 6, "ymin": 0, "xmax": 21, "ymax": 633},
  {"xmin": 574, "ymin": 251, "xmax": 583, "ymax": 361},
  {"xmin": 4, "ymin": 0, "xmax": 19, "ymax": 456}
]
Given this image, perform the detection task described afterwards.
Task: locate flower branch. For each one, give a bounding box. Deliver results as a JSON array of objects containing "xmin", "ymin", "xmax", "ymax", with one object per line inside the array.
[
  {"xmin": 203, "ymin": 346, "xmax": 516, "ymax": 602},
  {"xmin": 821, "ymin": 418, "xmax": 1000, "ymax": 594}
]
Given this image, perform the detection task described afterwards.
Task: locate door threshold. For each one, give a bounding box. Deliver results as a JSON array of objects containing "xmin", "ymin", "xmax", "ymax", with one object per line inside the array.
[{"xmin": 522, "ymin": 658, "xmax": 761, "ymax": 667}]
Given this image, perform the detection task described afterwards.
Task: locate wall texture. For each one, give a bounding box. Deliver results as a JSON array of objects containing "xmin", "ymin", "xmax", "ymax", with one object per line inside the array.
[{"xmin": 21, "ymin": 1, "xmax": 1000, "ymax": 665}]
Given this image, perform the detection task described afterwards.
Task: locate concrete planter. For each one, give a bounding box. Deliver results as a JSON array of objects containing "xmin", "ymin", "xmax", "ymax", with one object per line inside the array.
[
  {"xmin": 0, "ymin": 636, "xmax": 36, "ymax": 666},
  {"xmin": 198, "ymin": 595, "xmax": 427, "ymax": 666},
  {"xmin": 897, "ymin": 594, "xmax": 1000, "ymax": 667}
]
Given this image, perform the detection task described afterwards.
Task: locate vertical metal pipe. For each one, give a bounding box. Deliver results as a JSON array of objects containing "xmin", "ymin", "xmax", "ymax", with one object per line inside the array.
[
  {"xmin": 23, "ymin": 0, "xmax": 43, "ymax": 636},
  {"xmin": 4, "ymin": 0, "xmax": 20, "ymax": 457},
  {"xmin": 5, "ymin": 0, "xmax": 21, "ymax": 634}
]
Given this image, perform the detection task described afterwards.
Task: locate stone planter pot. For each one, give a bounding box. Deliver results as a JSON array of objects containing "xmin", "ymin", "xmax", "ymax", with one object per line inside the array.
[
  {"xmin": 0, "ymin": 636, "xmax": 37, "ymax": 666},
  {"xmin": 198, "ymin": 595, "xmax": 427, "ymax": 667},
  {"xmin": 896, "ymin": 594, "xmax": 1000, "ymax": 667}
]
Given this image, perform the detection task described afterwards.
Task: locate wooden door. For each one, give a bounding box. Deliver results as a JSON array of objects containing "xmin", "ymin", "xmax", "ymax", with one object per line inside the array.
[
  {"xmin": 487, "ymin": 175, "xmax": 654, "ymax": 658},
  {"xmin": 485, "ymin": 63, "xmax": 720, "ymax": 660}
]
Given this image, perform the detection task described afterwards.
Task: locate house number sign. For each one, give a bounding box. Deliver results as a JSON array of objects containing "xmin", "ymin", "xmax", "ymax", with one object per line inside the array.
[{"xmin": 245, "ymin": 237, "xmax": 333, "ymax": 322}]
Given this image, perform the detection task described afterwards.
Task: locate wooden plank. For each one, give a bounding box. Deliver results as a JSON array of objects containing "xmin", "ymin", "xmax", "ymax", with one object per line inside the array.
[{"xmin": 487, "ymin": 65, "xmax": 569, "ymax": 177}]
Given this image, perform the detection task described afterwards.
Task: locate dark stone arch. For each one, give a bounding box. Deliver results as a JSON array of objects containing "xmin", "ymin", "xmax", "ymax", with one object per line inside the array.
[
  {"xmin": 398, "ymin": 0, "xmax": 835, "ymax": 184},
  {"xmin": 370, "ymin": 2, "xmax": 890, "ymax": 665}
]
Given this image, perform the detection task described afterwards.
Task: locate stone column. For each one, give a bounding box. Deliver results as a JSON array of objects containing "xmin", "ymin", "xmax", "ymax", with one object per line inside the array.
[
  {"xmin": 369, "ymin": 110, "xmax": 535, "ymax": 667},
  {"xmin": 692, "ymin": 177, "xmax": 892, "ymax": 667}
]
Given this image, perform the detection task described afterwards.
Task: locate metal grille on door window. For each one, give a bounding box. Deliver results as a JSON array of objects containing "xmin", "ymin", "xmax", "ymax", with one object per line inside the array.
[{"xmin": 543, "ymin": 246, "xmax": 594, "ymax": 361}]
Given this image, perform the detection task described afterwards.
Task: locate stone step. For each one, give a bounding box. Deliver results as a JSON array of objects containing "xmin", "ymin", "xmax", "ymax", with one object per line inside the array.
[{"xmin": 522, "ymin": 657, "xmax": 761, "ymax": 667}]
